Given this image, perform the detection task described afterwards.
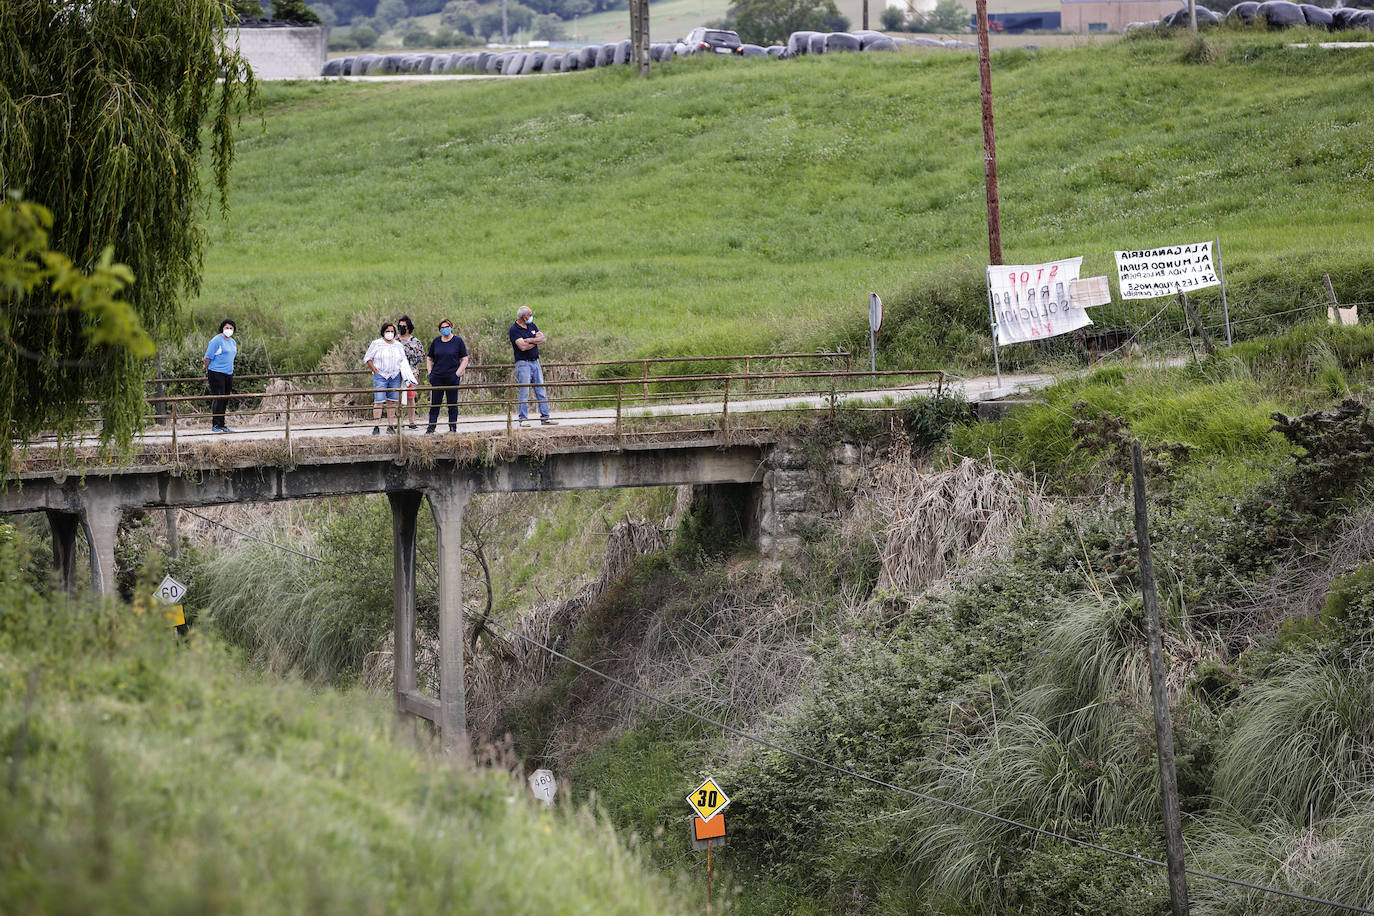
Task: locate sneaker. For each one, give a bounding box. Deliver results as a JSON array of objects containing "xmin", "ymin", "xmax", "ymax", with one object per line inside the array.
[
  {"xmin": 211, "ymin": 425, "xmax": 225, "ymax": 433},
  {"xmin": 372, "ymin": 426, "xmax": 380, "ymax": 436},
  {"xmin": 425, "ymin": 426, "xmax": 436, "ymax": 434},
  {"xmin": 448, "ymin": 425, "xmax": 457, "ymax": 433},
  {"xmin": 518, "ymin": 418, "xmax": 527, "ymax": 427},
  {"xmin": 386, "ymin": 425, "xmax": 396, "ymax": 433},
  {"xmin": 408, "ymin": 424, "xmax": 418, "ymax": 430},
  {"xmin": 220, "ymin": 427, "xmax": 235, "ymax": 434},
  {"xmin": 540, "ymin": 418, "xmax": 557, "ymax": 426}
]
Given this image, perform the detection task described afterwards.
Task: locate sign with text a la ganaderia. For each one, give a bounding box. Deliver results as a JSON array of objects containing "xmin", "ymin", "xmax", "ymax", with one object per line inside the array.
[
  {"xmin": 988, "ymin": 257, "xmax": 1092, "ymax": 346},
  {"xmin": 1114, "ymin": 241, "xmax": 1221, "ymax": 300}
]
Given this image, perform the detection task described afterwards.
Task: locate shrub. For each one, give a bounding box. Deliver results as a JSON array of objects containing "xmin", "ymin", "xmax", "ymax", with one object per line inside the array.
[
  {"xmin": 403, "ymin": 26, "xmax": 434, "ymax": 46},
  {"xmin": 351, "ymin": 23, "xmax": 378, "ymax": 47},
  {"xmin": 879, "ymin": 5, "xmax": 905, "ymax": 29}
]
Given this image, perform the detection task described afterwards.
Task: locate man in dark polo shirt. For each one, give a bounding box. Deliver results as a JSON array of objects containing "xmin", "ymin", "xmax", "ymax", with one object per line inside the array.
[{"xmin": 510, "ymin": 306, "xmax": 555, "ymax": 426}]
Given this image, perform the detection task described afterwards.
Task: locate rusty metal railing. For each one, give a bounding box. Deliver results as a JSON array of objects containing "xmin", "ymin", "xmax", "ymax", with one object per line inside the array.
[{"xmin": 24, "ymin": 364, "xmax": 946, "ymax": 469}]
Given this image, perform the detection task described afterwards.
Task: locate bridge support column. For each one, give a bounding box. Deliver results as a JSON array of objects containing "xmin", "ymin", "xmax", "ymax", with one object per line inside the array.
[
  {"xmin": 46, "ymin": 510, "xmax": 80, "ymax": 592},
  {"xmin": 81, "ymin": 497, "xmax": 122, "ymax": 595},
  {"xmin": 428, "ymin": 483, "xmax": 471, "ymax": 757},
  {"xmin": 389, "ymin": 491, "xmax": 423, "ymax": 720}
]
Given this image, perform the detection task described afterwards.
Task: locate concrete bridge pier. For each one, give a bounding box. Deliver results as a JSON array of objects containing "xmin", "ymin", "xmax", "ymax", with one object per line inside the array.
[
  {"xmin": 45, "ymin": 493, "xmax": 121, "ymax": 594},
  {"xmin": 388, "ymin": 491, "xmax": 423, "ymax": 723},
  {"xmin": 427, "ymin": 482, "xmax": 472, "ymax": 757},
  {"xmin": 45, "ymin": 510, "xmax": 80, "ymax": 592}
]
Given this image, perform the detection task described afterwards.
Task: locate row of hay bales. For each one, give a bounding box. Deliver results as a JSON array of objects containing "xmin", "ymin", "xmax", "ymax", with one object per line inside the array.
[
  {"xmin": 1125, "ymin": 1, "xmax": 1374, "ymax": 32},
  {"xmin": 321, "ymin": 30, "xmax": 973, "ymax": 77}
]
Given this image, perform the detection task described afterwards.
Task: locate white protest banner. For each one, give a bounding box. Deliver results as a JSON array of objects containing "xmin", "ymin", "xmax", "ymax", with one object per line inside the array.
[
  {"xmin": 1114, "ymin": 241, "xmax": 1221, "ymax": 300},
  {"xmin": 988, "ymin": 257, "xmax": 1092, "ymax": 346}
]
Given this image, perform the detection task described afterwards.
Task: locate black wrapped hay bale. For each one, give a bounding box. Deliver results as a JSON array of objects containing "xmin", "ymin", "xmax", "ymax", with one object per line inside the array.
[
  {"xmin": 322, "ymin": 58, "xmax": 344, "ymax": 76},
  {"xmin": 1257, "ymin": 0, "xmax": 1305, "ymax": 27},
  {"xmin": 787, "ymin": 30, "xmax": 819, "ymax": 54},
  {"xmin": 825, "ymin": 32, "xmax": 861, "ymax": 51}
]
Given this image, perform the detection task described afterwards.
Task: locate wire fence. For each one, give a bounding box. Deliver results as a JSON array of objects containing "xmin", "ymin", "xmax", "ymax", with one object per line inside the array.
[{"xmin": 995, "ymin": 290, "xmax": 1361, "ymax": 370}]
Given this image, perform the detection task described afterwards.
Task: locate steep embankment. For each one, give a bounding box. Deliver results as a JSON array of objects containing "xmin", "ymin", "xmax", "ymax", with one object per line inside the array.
[
  {"xmin": 480, "ymin": 326, "xmax": 1374, "ymax": 914},
  {"xmin": 195, "ymin": 34, "xmax": 1374, "ymax": 373},
  {"xmin": 0, "ymin": 538, "xmax": 686, "ymax": 915}
]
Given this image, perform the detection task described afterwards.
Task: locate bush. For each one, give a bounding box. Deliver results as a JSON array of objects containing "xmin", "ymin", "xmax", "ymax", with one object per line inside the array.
[
  {"xmin": 879, "ymin": 5, "xmax": 905, "ymax": 29},
  {"xmin": 351, "ymin": 23, "xmax": 378, "ymax": 46},
  {"xmin": 403, "ymin": 25, "xmax": 434, "ymax": 45}
]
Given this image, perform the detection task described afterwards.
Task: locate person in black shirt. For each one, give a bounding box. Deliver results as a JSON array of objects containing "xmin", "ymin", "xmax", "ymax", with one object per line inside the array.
[
  {"xmin": 426, "ymin": 318, "xmax": 469, "ymax": 433},
  {"xmin": 509, "ymin": 306, "xmax": 555, "ymax": 425}
]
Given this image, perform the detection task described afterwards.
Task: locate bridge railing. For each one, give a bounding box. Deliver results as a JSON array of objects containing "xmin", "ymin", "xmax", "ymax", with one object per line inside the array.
[
  {"xmin": 145, "ymin": 351, "xmax": 855, "ymax": 402},
  {"xmin": 29, "ymin": 366, "xmax": 945, "ymax": 469}
]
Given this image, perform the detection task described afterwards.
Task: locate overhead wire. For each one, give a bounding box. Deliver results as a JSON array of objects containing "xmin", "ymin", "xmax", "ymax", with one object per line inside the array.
[{"xmin": 186, "ymin": 493, "xmax": 1374, "ymax": 915}]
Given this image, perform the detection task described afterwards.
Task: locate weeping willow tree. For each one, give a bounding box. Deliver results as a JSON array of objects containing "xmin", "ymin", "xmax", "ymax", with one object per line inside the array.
[{"xmin": 0, "ymin": 0, "xmax": 256, "ymax": 466}]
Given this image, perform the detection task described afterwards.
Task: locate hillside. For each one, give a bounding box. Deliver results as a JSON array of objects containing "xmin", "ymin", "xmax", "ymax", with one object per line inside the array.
[
  {"xmin": 197, "ymin": 33, "xmax": 1373, "ymax": 373},
  {"xmin": 0, "ymin": 551, "xmax": 687, "ymax": 915}
]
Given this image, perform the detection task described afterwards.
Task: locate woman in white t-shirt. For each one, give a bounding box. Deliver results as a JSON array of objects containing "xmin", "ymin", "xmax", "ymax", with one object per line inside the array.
[{"xmin": 363, "ymin": 321, "xmax": 415, "ymax": 435}]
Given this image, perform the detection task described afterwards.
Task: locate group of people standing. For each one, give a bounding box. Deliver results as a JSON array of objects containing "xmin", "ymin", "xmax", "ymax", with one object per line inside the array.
[{"xmin": 202, "ymin": 307, "xmax": 556, "ymax": 433}]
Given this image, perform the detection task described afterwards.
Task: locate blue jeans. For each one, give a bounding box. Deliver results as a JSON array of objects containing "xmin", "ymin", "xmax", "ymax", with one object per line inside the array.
[
  {"xmin": 515, "ymin": 359, "xmax": 549, "ymax": 420},
  {"xmin": 372, "ymin": 372, "xmax": 402, "ymax": 403}
]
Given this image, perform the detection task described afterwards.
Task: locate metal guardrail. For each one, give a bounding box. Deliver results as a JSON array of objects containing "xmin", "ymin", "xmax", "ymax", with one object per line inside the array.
[
  {"xmin": 44, "ymin": 361, "xmax": 947, "ymax": 466},
  {"xmin": 147, "ymin": 351, "xmax": 854, "ymax": 393}
]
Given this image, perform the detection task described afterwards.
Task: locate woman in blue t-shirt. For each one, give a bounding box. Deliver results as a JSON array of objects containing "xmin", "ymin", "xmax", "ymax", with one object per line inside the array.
[
  {"xmin": 203, "ymin": 319, "xmax": 238, "ymax": 433},
  {"xmin": 425, "ymin": 318, "xmax": 469, "ymax": 433}
]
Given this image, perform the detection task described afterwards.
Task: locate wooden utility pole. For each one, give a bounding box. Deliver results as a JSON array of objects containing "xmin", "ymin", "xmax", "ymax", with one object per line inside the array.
[
  {"xmin": 863, "ymin": 0, "xmax": 869, "ymax": 29},
  {"xmin": 1188, "ymin": 0, "xmax": 1198, "ymax": 36},
  {"xmin": 1132, "ymin": 442, "xmax": 1191, "ymax": 916},
  {"xmin": 974, "ymin": 0, "xmax": 1003, "ymax": 266},
  {"xmin": 630, "ymin": 0, "xmax": 650, "ymax": 75},
  {"xmin": 639, "ymin": 0, "xmax": 651, "ymax": 75}
]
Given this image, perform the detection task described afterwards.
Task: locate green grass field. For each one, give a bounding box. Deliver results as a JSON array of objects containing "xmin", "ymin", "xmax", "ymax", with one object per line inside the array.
[{"xmin": 200, "ymin": 35, "xmax": 1374, "ymax": 372}]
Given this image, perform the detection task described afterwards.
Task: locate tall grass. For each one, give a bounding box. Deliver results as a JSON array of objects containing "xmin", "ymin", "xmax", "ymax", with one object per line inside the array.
[
  {"xmin": 950, "ymin": 363, "xmax": 1292, "ymax": 498},
  {"xmin": 0, "ymin": 537, "xmax": 686, "ymax": 915},
  {"xmin": 1213, "ymin": 654, "xmax": 1374, "ymax": 824},
  {"xmin": 196, "ymin": 35, "xmax": 1374, "ymax": 371}
]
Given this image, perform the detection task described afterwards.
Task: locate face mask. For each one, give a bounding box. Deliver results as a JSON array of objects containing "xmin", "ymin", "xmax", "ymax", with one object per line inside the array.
[
  {"xmin": 223, "ymin": 328, "xmax": 234, "ymax": 338},
  {"xmin": 440, "ymin": 327, "xmax": 452, "ymax": 337},
  {"xmin": 398, "ymin": 325, "xmax": 408, "ymax": 335},
  {"xmin": 384, "ymin": 331, "xmax": 395, "ymax": 341}
]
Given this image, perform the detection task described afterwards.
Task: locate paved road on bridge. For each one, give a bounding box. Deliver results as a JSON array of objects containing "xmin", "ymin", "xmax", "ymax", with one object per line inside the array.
[{"xmin": 100, "ymin": 369, "xmax": 1056, "ymax": 446}]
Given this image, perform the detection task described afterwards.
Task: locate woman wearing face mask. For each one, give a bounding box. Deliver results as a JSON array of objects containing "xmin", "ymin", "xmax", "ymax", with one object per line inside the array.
[
  {"xmin": 203, "ymin": 318, "xmax": 238, "ymax": 433},
  {"xmin": 425, "ymin": 319, "xmax": 468, "ymax": 434},
  {"xmin": 364, "ymin": 321, "xmax": 414, "ymax": 435},
  {"xmin": 396, "ymin": 315, "xmax": 425, "ymax": 430}
]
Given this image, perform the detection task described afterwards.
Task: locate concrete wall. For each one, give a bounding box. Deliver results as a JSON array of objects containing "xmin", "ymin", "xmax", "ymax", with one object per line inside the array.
[
  {"xmin": 1060, "ymin": 0, "xmax": 1181, "ymax": 30},
  {"xmin": 229, "ymin": 25, "xmax": 326, "ymax": 80}
]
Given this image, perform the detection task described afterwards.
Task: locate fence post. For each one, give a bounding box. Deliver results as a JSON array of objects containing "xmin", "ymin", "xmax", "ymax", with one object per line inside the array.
[
  {"xmin": 744, "ymin": 356, "xmax": 751, "ymax": 395},
  {"xmin": 615, "ymin": 381, "xmax": 623, "ymax": 445},
  {"xmin": 1132, "ymin": 441, "xmax": 1191, "ymax": 916},
  {"xmin": 285, "ymin": 390, "xmax": 292, "ymax": 461},
  {"xmin": 506, "ymin": 383, "xmax": 514, "ymax": 437},
  {"xmin": 170, "ymin": 400, "xmax": 178, "ymax": 464},
  {"xmin": 1178, "ymin": 292, "xmax": 1214, "ymax": 356},
  {"xmin": 721, "ymin": 376, "xmax": 730, "ymax": 438},
  {"xmin": 641, "ymin": 360, "xmax": 649, "ymax": 399}
]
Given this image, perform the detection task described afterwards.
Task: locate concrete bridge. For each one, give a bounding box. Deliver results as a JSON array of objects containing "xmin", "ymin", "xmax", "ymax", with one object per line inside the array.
[{"xmin": 2, "ymin": 359, "xmax": 1048, "ymax": 753}]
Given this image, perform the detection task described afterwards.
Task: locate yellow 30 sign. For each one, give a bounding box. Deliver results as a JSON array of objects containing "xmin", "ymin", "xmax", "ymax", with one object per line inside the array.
[{"xmin": 686, "ymin": 777, "xmax": 730, "ymax": 823}]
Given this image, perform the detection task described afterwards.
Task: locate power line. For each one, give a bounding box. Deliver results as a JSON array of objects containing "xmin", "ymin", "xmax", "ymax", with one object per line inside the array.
[
  {"xmin": 179, "ymin": 509, "xmax": 322, "ymax": 563},
  {"xmin": 204, "ymin": 524, "xmax": 1374, "ymax": 915}
]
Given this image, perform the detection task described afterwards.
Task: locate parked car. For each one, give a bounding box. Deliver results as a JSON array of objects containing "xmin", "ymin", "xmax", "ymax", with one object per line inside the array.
[{"xmin": 676, "ymin": 27, "xmax": 742, "ymax": 54}]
